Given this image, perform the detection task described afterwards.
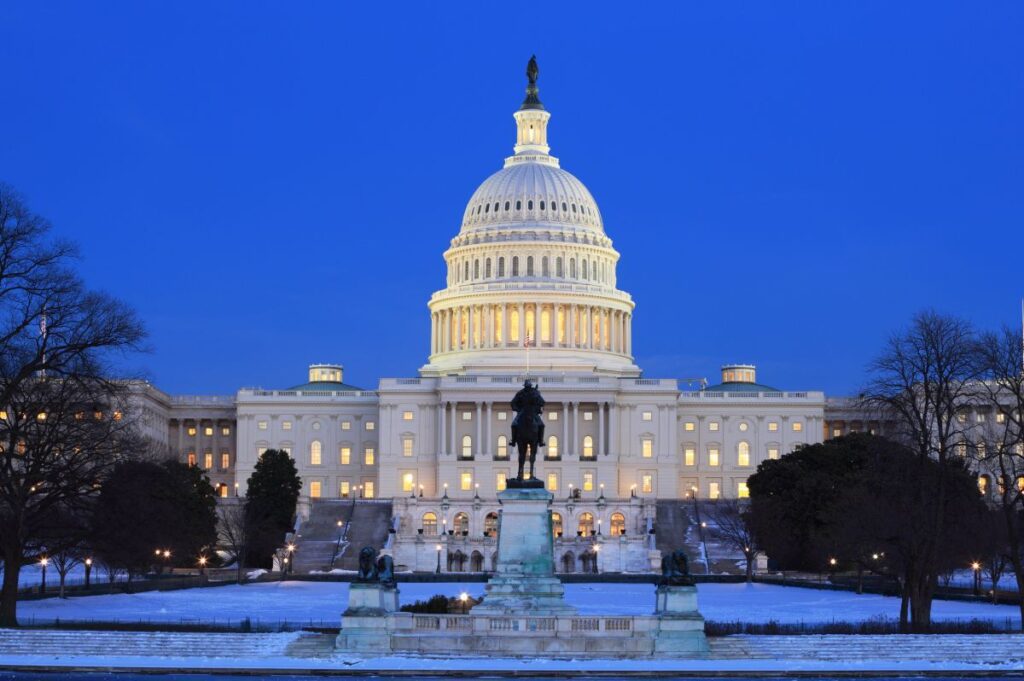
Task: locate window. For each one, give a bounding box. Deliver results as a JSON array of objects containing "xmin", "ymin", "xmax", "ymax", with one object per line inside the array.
[
  {"xmin": 549, "ymin": 411, "xmax": 559, "ymax": 421},
  {"xmin": 366, "ymin": 421, "xmax": 376, "ymax": 431},
  {"xmin": 582, "ymin": 471, "xmax": 594, "ymax": 491},
  {"xmin": 402, "ymin": 472, "xmax": 415, "ymax": 492},
  {"xmin": 402, "ymin": 437, "xmax": 414, "ymax": 457},
  {"xmin": 738, "ymin": 442, "xmax": 750, "ymax": 467},
  {"xmin": 739, "ymin": 422, "xmax": 748, "ymax": 432},
  {"xmin": 257, "ymin": 446, "xmax": 268, "ymax": 457},
  {"xmin": 496, "ymin": 435, "xmax": 508, "ymax": 459},
  {"xmin": 282, "ymin": 421, "xmax": 292, "ymax": 431},
  {"xmin": 484, "ymin": 512, "xmax": 499, "ymax": 537},
  {"xmin": 584, "ymin": 411, "xmax": 593, "ymax": 421},
  {"xmin": 220, "ymin": 452, "xmax": 230, "ymax": 469},
  {"xmin": 547, "ymin": 435, "xmax": 559, "ymax": 458},
  {"xmin": 547, "ymin": 472, "xmax": 559, "ymax": 491},
  {"xmin": 188, "ymin": 426, "xmax": 197, "ymax": 436},
  {"xmin": 737, "ymin": 482, "xmax": 750, "ymax": 499},
  {"xmin": 342, "ymin": 421, "xmax": 351, "ymax": 431},
  {"xmin": 709, "ymin": 448, "xmax": 720, "ymax": 467},
  {"xmin": 582, "ymin": 435, "xmax": 594, "ymax": 458},
  {"xmin": 363, "ymin": 481, "xmax": 375, "ymax": 498},
  {"xmin": 641, "ymin": 474, "xmax": 653, "ymax": 494},
  {"xmin": 402, "ymin": 411, "xmax": 414, "ymax": 421},
  {"xmin": 768, "ymin": 422, "xmax": 778, "ymax": 432},
  {"xmin": 454, "ymin": 512, "xmax": 469, "ymax": 534},
  {"xmin": 310, "ymin": 440, "xmax": 322, "ymax": 465},
  {"xmin": 204, "ymin": 426, "xmax": 214, "ymax": 436},
  {"xmin": 496, "ymin": 472, "xmax": 507, "ymax": 491},
  {"xmin": 281, "ymin": 447, "xmax": 292, "ymax": 456},
  {"xmin": 684, "ymin": 422, "xmax": 695, "ymax": 432},
  {"xmin": 221, "ymin": 426, "xmax": 231, "ymax": 436},
  {"xmin": 641, "ymin": 438, "xmax": 653, "ymax": 458},
  {"xmin": 187, "ymin": 451, "xmax": 197, "ymax": 467},
  {"xmin": 708, "ymin": 481, "xmax": 720, "ymax": 499},
  {"xmin": 461, "ymin": 435, "xmax": 473, "ymax": 458},
  {"xmin": 218, "ymin": 484, "xmax": 229, "ymax": 498},
  {"xmin": 497, "ymin": 411, "xmax": 507, "ymax": 421},
  {"xmin": 364, "ymin": 447, "xmax": 375, "ymax": 465},
  {"xmin": 976, "ymin": 413, "xmax": 987, "ymax": 423},
  {"xmin": 832, "ymin": 428, "xmax": 842, "ymax": 438},
  {"xmin": 461, "ymin": 411, "xmax": 473, "ymax": 421},
  {"xmin": 460, "ymin": 471, "xmax": 473, "ymax": 491},
  {"xmin": 340, "ymin": 481, "xmax": 351, "ymax": 498},
  {"xmin": 996, "ymin": 412, "xmax": 1006, "ymax": 424},
  {"xmin": 978, "ymin": 476, "xmax": 989, "ymax": 496},
  {"xmin": 310, "ymin": 481, "xmax": 321, "ymax": 498},
  {"xmin": 204, "ymin": 452, "xmax": 213, "ymax": 469},
  {"xmin": 551, "ymin": 512, "xmax": 563, "ymax": 537},
  {"xmin": 642, "ymin": 411, "xmax": 652, "ymax": 421},
  {"xmin": 709, "ymin": 422, "xmax": 720, "ymax": 432},
  {"xmin": 340, "ymin": 447, "xmax": 351, "ymax": 465},
  {"xmin": 792, "ymin": 422, "xmax": 803, "ymax": 432},
  {"xmin": 578, "ymin": 512, "xmax": 595, "ymax": 537},
  {"xmin": 767, "ymin": 447, "xmax": 780, "ymax": 460},
  {"xmin": 422, "ymin": 512, "xmax": 437, "ymax": 535},
  {"xmin": 610, "ymin": 512, "xmax": 625, "ymax": 536},
  {"xmin": 684, "ymin": 447, "xmax": 695, "ymax": 466}
]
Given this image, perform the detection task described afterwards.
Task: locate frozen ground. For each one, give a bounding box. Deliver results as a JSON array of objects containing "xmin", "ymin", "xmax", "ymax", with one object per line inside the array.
[{"xmin": 15, "ymin": 580, "xmax": 1021, "ymax": 627}]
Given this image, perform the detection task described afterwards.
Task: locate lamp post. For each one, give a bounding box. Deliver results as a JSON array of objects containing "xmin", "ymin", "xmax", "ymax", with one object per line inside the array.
[
  {"xmin": 39, "ymin": 556, "xmax": 48, "ymax": 594},
  {"xmin": 162, "ymin": 549, "xmax": 171, "ymax": 575},
  {"xmin": 435, "ymin": 544, "xmax": 442, "ymax": 574},
  {"xmin": 690, "ymin": 485, "xmax": 710, "ymax": 574},
  {"xmin": 84, "ymin": 558, "xmax": 92, "ymax": 590},
  {"xmin": 971, "ymin": 561, "xmax": 981, "ymax": 596},
  {"xmin": 593, "ymin": 543, "xmax": 601, "ymax": 574},
  {"xmin": 198, "ymin": 555, "xmax": 207, "ymax": 575},
  {"xmin": 286, "ymin": 543, "xmax": 296, "ymax": 576},
  {"xmin": 458, "ymin": 591, "xmax": 469, "ymax": 614}
]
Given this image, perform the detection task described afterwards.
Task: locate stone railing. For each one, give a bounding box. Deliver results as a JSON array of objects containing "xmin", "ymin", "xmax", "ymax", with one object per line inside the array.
[
  {"xmin": 403, "ymin": 613, "xmax": 646, "ymax": 636},
  {"xmin": 238, "ymin": 388, "xmax": 378, "ymax": 398},
  {"xmin": 170, "ymin": 395, "xmax": 236, "ymax": 406},
  {"xmin": 679, "ymin": 390, "xmax": 822, "ymax": 401}
]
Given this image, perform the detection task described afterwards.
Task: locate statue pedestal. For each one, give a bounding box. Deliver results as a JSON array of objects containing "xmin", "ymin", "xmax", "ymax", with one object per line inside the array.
[
  {"xmin": 337, "ymin": 583, "xmax": 400, "ymax": 653},
  {"xmin": 344, "ymin": 582, "xmax": 399, "ymax": 616},
  {"xmin": 653, "ymin": 584, "xmax": 708, "ymax": 655},
  {"xmin": 472, "ymin": 486, "xmax": 576, "ymax": 616}
]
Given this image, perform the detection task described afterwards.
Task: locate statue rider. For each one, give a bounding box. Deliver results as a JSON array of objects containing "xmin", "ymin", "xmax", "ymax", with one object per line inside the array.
[{"xmin": 510, "ymin": 379, "xmax": 545, "ymax": 448}]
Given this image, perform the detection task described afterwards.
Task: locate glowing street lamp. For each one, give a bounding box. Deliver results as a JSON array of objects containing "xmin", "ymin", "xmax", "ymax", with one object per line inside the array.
[
  {"xmin": 435, "ymin": 544, "xmax": 443, "ymax": 574},
  {"xmin": 458, "ymin": 591, "xmax": 469, "ymax": 613},
  {"xmin": 972, "ymin": 561, "xmax": 982, "ymax": 596},
  {"xmin": 39, "ymin": 556, "xmax": 48, "ymax": 594},
  {"xmin": 84, "ymin": 558, "xmax": 93, "ymax": 589}
]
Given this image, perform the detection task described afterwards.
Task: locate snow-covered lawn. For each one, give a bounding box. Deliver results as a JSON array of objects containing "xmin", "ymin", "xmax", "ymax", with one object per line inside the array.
[{"xmin": 15, "ymin": 580, "xmax": 1021, "ymax": 628}]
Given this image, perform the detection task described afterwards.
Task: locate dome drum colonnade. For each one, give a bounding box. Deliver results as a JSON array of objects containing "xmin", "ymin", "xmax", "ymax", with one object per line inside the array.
[{"xmin": 422, "ymin": 60, "xmax": 638, "ymax": 377}]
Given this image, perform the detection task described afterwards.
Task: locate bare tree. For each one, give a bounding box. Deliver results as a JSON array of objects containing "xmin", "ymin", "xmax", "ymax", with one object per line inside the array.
[
  {"xmin": 703, "ymin": 499, "xmax": 760, "ymax": 582},
  {"xmin": 0, "ymin": 184, "xmax": 146, "ymax": 626},
  {"xmin": 218, "ymin": 502, "xmax": 252, "ymax": 585},
  {"xmin": 862, "ymin": 310, "xmax": 980, "ymax": 630}
]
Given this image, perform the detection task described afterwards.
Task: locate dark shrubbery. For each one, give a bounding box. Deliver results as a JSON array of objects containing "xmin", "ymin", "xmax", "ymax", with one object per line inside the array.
[
  {"xmin": 400, "ymin": 593, "xmax": 481, "ymax": 614},
  {"xmin": 705, "ymin": 617, "xmax": 1010, "ymax": 636}
]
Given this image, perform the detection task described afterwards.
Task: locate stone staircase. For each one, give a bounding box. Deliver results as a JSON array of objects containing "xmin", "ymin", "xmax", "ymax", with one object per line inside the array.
[
  {"xmin": 655, "ymin": 501, "xmax": 746, "ymax": 575},
  {"xmin": 291, "ymin": 499, "xmax": 393, "ymax": 574},
  {"xmin": 0, "ymin": 630, "xmax": 302, "ymax": 659}
]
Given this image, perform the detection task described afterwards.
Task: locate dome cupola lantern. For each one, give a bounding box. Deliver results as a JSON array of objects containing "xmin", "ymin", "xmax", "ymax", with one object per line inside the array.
[{"xmin": 513, "ymin": 56, "xmax": 551, "ymax": 156}]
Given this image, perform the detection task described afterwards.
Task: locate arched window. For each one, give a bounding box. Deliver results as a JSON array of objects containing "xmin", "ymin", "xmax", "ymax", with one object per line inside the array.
[
  {"xmin": 494, "ymin": 202, "xmax": 499, "ymax": 213},
  {"xmin": 464, "ymin": 261, "xmax": 469, "ymax": 281},
  {"xmin": 471, "ymin": 551, "xmax": 484, "ymax": 572},
  {"xmin": 571, "ymin": 203, "xmax": 577, "ymax": 213},
  {"xmin": 551, "ymin": 512, "xmax": 563, "ymax": 538},
  {"xmin": 515, "ymin": 200, "xmax": 521, "ymax": 210},
  {"xmin": 738, "ymin": 441, "xmax": 750, "ymax": 467},
  {"xmin": 570, "ymin": 258, "xmax": 576, "ymax": 278},
  {"xmin": 547, "ymin": 435, "xmax": 559, "ymax": 458},
  {"xmin": 512, "ymin": 256, "xmax": 519, "ymax": 276},
  {"xmin": 592, "ymin": 261, "xmax": 597, "ymax": 280},
  {"xmin": 496, "ymin": 435, "xmax": 508, "ymax": 459},
  {"xmin": 578, "ymin": 512, "xmax": 594, "ymax": 537},
  {"xmin": 556, "ymin": 257, "xmax": 563, "ymax": 277},
  {"xmin": 562, "ymin": 552, "xmax": 575, "ymax": 573},
  {"xmin": 581, "ymin": 259, "xmax": 588, "ymax": 280},
  {"xmin": 540, "ymin": 200, "xmax": 545, "ymax": 210},
  {"xmin": 461, "ymin": 435, "xmax": 473, "ymax": 459},
  {"xmin": 484, "ymin": 203, "xmax": 489, "ymax": 213},
  {"xmin": 528, "ymin": 200, "xmax": 534, "ymax": 210},
  {"xmin": 484, "ymin": 512, "xmax": 499, "ymax": 537},
  {"xmin": 485, "ymin": 258, "xmax": 492, "ymax": 278},
  {"xmin": 610, "ymin": 512, "xmax": 626, "ymax": 536},
  {"xmin": 978, "ymin": 475, "xmax": 990, "ymax": 497},
  {"xmin": 498, "ymin": 257, "xmax": 505, "ymax": 277},
  {"xmin": 552, "ymin": 201, "xmax": 559, "ymax": 212},
  {"xmin": 509, "ymin": 308, "xmax": 520, "ymax": 342},
  {"xmin": 504, "ymin": 201, "xmax": 510, "ymax": 211},
  {"xmin": 473, "ymin": 259, "xmax": 480, "ymax": 279},
  {"xmin": 454, "ymin": 512, "xmax": 470, "ymax": 535},
  {"xmin": 582, "ymin": 435, "xmax": 594, "ymax": 458},
  {"xmin": 562, "ymin": 202, "xmax": 567, "ymax": 211},
  {"xmin": 310, "ymin": 440, "xmax": 322, "ymax": 465},
  {"xmin": 527, "ymin": 256, "xmax": 534, "ymax": 276},
  {"xmin": 542, "ymin": 256, "xmax": 549, "ymax": 277},
  {"xmin": 422, "ymin": 512, "xmax": 438, "ymax": 535}
]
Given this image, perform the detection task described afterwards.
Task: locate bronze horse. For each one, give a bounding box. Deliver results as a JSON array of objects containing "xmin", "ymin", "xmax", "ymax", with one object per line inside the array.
[{"xmin": 510, "ymin": 380, "xmax": 545, "ymax": 482}]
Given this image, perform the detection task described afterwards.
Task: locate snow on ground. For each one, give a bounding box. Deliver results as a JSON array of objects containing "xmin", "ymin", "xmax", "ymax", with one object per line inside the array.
[{"xmin": 15, "ymin": 580, "xmax": 1021, "ymax": 627}]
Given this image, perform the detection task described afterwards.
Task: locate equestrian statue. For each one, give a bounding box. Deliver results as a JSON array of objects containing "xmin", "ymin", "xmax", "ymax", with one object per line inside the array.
[{"xmin": 509, "ymin": 379, "xmax": 546, "ymax": 484}]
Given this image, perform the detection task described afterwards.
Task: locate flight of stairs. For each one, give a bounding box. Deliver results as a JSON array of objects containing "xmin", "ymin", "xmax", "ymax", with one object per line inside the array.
[
  {"xmin": 291, "ymin": 500, "xmax": 393, "ymax": 574},
  {"xmin": 654, "ymin": 500, "xmax": 745, "ymax": 575},
  {"xmin": 334, "ymin": 501, "xmax": 393, "ymax": 571}
]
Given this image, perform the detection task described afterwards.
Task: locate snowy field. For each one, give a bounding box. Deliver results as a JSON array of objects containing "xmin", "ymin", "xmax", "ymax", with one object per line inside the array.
[{"xmin": 15, "ymin": 580, "xmax": 1021, "ymax": 628}]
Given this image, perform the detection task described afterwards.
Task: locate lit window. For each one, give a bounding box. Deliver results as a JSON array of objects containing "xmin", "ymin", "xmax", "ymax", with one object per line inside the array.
[
  {"xmin": 610, "ymin": 512, "xmax": 625, "ymax": 535},
  {"xmin": 768, "ymin": 422, "xmax": 778, "ymax": 432},
  {"xmin": 684, "ymin": 447, "xmax": 695, "ymax": 466},
  {"xmin": 461, "ymin": 435, "xmax": 473, "ymax": 458},
  {"xmin": 709, "ymin": 448, "xmax": 720, "ymax": 467},
  {"xmin": 792, "ymin": 422, "xmax": 803, "ymax": 432},
  {"xmin": 768, "ymin": 447, "xmax": 779, "ymax": 460},
  {"xmin": 547, "ymin": 435, "xmax": 559, "ymax": 458},
  {"xmin": 641, "ymin": 438, "xmax": 653, "ymax": 458},
  {"xmin": 341, "ymin": 421, "xmax": 351, "ymax": 430},
  {"xmin": 364, "ymin": 448, "xmax": 375, "ymax": 465},
  {"xmin": 340, "ymin": 481, "xmax": 350, "ymax": 498},
  {"xmin": 547, "ymin": 473, "xmax": 559, "ymax": 491},
  {"xmin": 402, "ymin": 411, "xmax": 414, "ymax": 421},
  {"xmin": 738, "ymin": 442, "xmax": 750, "ymax": 467},
  {"xmin": 549, "ymin": 411, "xmax": 559, "ymax": 421},
  {"xmin": 204, "ymin": 452, "xmax": 213, "ymax": 469},
  {"xmin": 340, "ymin": 447, "xmax": 351, "ymax": 465},
  {"xmin": 281, "ymin": 447, "xmax": 292, "ymax": 456},
  {"xmin": 221, "ymin": 426, "xmax": 231, "ymax": 436},
  {"xmin": 220, "ymin": 452, "xmax": 230, "ymax": 469},
  {"xmin": 364, "ymin": 481, "xmax": 375, "ymax": 498},
  {"xmin": 642, "ymin": 411, "xmax": 653, "ymax": 421},
  {"xmin": 582, "ymin": 435, "xmax": 594, "ymax": 458},
  {"xmin": 497, "ymin": 411, "xmax": 507, "ymax": 421},
  {"xmin": 978, "ymin": 476, "xmax": 989, "ymax": 496},
  {"xmin": 578, "ymin": 512, "xmax": 595, "ymax": 537},
  {"xmin": 366, "ymin": 421, "xmax": 375, "ymax": 431},
  {"xmin": 709, "ymin": 422, "xmax": 720, "ymax": 432},
  {"xmin": 496, "ymin": 435, "xmax": 508, "ymax": 459},
  {"xmin": 204, "ymin": 426, "xmax": 213, "ymax": 436},
  {"xmin": 422, "ymin": 512, "xmax": 437, "ymax": 534},
  {"xmin": 258, "ymin": 421, "xmax": 268, "ymax": 430},
  {"xmin": 187, "ymin": 426, "xmax": 197, "ymax": 436},
  {"xmin": 832, "ymin": 428, "xmax": 841, "ymax": 438},
  {"xmin": 462, "ymin": 412, "xmax": 472, "ymax": 421},
  {"xmin": 642, "ymin": 474, "xmax": 653, "ymax": 494},
  {"xmin": 460, "ymin": 471, "xmax": 473, "ymax": 491},
  {"xmin": 282, "ymin": 421, "xmax": 292, "ymax": 431},
  {"xmin": 310, "ymin": 440, "xmax": 322, "ymax": 465},
  {"xmin": 996, "ymin": 412, "xmax": 1006, "ymax": 424},
  {"xmin": 187, "ymin": 452, "xmax": 197, "ymax": 467},
  {"xmin": 496, "ymin": 472, "xmax": 507, "ymax": 491},
  {"xmin": 402, "ymin": 472, "xmax": 415, "ymax": 492},
  {"xmin": 582, "ymin": 471, "xmax": 594, "ymax": 491},
  {"xmin": 739, "ymin": 422, "xmax": 748, "ymax": 432},
  {"xmin": 584, "ymin": 412, "xmax": 593, "ymax": 421},
  {"xmin": 218, "ymin": 484, "xmax": 228, "ymax": 498},
  {"xmin": 976, "ymin": 413, "xmax": 987, "ymax": 423},
  {"xmin": 310, "ymin": 481, "xmax": 322, "ymax": 498},
  {"xmin": 737, "ymin": 482, "xmax": 749, "ymax": 498},
  {"xmin": 402, "ymin": 437, "xmax": 414, "ymax": 457},
  {"xmin": 684, "ymin": 422, "xmax": 695, "ymax": 432},
  {"xmin": 709, "ymin": 481, "xmax": 720, "ymax": 499},
  {"xmin": 257, "ymin": 446, "xmax": 268, "ymax": 457}
]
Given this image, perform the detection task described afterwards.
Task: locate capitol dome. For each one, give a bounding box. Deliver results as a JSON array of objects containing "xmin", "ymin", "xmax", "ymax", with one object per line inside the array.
[{"xmin": 420, "ymin": 57, "xmax": 639, "ymax": 378}]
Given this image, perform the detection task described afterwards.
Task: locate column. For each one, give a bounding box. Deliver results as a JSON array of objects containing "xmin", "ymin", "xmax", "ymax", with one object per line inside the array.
[
  {"xmin": 562, "ymin": 402, "xmax": 569, "ymax": 456},
  {"xmin": 485, "ymin": 402, "xmax": 492, "ymax": 457},
  {"xmin": 598, "ymin": 402, "xmax": 605, "ymax": 457},
  {"xmin": 625, "ymin": 314, "xmax": 632, "ymax": 355},
  {"xmin": 468, "ymin": 305, "xmax": 475, "ymax": 349},
  {"xmin": 430, "ymin": 313, "xmax": 437, "ymax": 354},
  {"xmin": 585, "ymin": 307, "xmax": 593, "ymax": 349},
  {"xmin": 567, "ymin": 305, "xmax": 575, "ymax": 347},
  {"xmin": 501, "ymin": 304, "xmax": 508, "ymax": 347},
  {"xmin": 572, "ymin": 402, "xmax": 580, "ymax": 458},
  {"xmin": 475, "ymin": 402, "xmax": 482, "ymax": 457},
  {"xmin": 518, "ymin": 302, "xmax": 525, "ymax": 345},
  {"xmin": 609, "ymin": 404, "xmax": 619, "ymax": 458},
  {"xmin": 177, "ymin": 421, "xmax": 184, "ymax": 460},
  {"xmin": 450, "ymin": 402, "xmax": 457, "ymax": 455},
  {"xmin": 437, "ymin": 403, "xmax": 445, "ymax": 455}
]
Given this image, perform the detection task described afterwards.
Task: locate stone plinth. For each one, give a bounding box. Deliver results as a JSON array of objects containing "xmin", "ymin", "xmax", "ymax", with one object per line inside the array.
[
  {"xmin": 472, "ymin": 486, "xmax": 576, "ymax": 615},
  {"xmin": 653, "ymin": 584, "xmax": 708, "ymax": 655},
  {"xmin": 344, "ymin": 582, "xmax": 399, "ymax": 616},
  {"xmin": 336, "ymin": 583, "xmax": 400, "ymax": 653}
]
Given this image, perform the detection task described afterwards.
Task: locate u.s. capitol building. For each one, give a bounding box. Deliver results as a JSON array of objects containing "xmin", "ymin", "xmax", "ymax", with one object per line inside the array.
[{"xmin": 134, "ymin": 62, "xmax": 886, "ymax": 572}]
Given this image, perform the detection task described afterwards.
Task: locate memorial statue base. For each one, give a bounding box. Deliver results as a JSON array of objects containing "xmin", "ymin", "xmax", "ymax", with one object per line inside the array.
[
  {"xmin": 336, "ymin": 583, "xmax": 400, "ymax": 653},
  {"xmin": 652, "ymin": 585, "xmax": 709, "ymax": 655},
  {"xmin": 472, "ymin": 486, "xmax": 576, "ymax": 616}
]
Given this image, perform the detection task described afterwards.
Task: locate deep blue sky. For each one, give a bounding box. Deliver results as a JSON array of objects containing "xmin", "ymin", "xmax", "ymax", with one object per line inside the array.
[{"xmin": 2, "ymin": 3, "xmax": 1021, "ymax": 396}]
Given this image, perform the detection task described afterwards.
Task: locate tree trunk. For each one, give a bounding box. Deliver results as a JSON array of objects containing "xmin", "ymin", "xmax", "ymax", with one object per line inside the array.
[
  {"xmin": 59, "ymin": 573, "xmax": 66, "ymax": 599},
  {"xmin": 1010, "ymin": 555, "xmax": 1024, "ymax": 630},
  {"xmin": 745, "ymin": 556, "xmax": 753, "ymax": 583},
  {"xmin": 899, "ymin": 570, "xmax": 910, "ymax": 632},
  {"xmin": 856, "ymin": 565, "xmax": 863, "ymax": 594},
  {"xmin": 0, "ymin": 546, "xmax": 22, "ymax": 627},
  {"xmin": 909, "ymin": 578, "xmax": 934, "ymax": 632}
]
